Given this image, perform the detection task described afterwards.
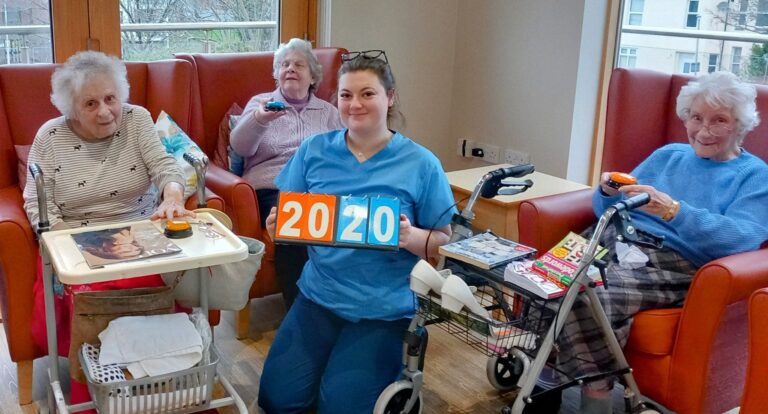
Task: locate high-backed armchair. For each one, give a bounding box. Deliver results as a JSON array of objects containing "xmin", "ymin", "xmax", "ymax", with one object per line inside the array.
[
  {"xmin": 736, "ymin": 288, "xmax": 768, "ymax": 414},
  {"xmin": 517, "ymin": 68, "xmax": 768, "ymax": 414},
  {"xmin": 0, "ymin": 59, "xmax": 223, "ymax": 405},
  {"xmin": 177, "ymin": 48, "xmax": 346, "ymax": 338}
]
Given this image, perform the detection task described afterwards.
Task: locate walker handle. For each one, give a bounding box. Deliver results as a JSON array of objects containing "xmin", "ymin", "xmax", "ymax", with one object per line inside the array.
[
  {"xmin": 615, "ymin": 193, "xmax": 650, "ymax": 212},
  {"xmin": 29, "ymin": 163, "xmax": 50, "ymax": 233}
]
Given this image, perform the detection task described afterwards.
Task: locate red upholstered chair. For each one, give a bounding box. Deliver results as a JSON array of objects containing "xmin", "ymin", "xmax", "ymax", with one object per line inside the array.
[
  {"xmin": 177, "ymin": 48, "xmax": 346, "ymax": 338},
  {"xmin": 737, "ymin": 288, "xmax": 768, "ymax": 414},
  {"xmin": 0, "ymin": 60, "xmax": 223, "ymax": 405},
  {"xmin": 517, "ymin": 68, "xmax": 768, "ymax": 414}
]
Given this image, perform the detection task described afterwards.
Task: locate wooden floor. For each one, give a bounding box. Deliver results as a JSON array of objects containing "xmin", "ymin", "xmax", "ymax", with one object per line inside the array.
[{"xmin": 0, "ymin": 294, "xmax": 669, "ymax": 414}]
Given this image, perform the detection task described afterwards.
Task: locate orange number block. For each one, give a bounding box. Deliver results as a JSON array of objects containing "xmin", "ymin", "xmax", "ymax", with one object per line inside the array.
[{"xmin": 275, "ymin": 192, "xmax": 338, "ymax": 244}]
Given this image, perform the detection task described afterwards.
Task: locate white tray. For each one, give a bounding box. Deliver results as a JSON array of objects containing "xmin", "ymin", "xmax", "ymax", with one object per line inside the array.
[{"xmin": 41, "ymin": 211, "xmax": 248, "ymax": 285}]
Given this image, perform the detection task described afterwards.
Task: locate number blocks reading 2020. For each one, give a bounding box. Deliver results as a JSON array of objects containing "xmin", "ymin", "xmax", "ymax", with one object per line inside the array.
[{"xmin": 275, "ymin": 192, "xmax": 400, "ymax": 250}]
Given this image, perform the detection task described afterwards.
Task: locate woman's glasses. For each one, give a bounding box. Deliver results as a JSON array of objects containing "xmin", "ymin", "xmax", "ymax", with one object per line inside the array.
[
  {"xmin": 341, "ymin": 50, "xmax": 388, "ymax": 63},
  {"xmin": 685, "ymin": 119, "xmax": 733, "ymax": 137}
]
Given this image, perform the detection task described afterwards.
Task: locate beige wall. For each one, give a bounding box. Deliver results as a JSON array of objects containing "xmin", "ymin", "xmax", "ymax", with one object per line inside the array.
[
  {"xmin": 328, "ymin": 0, "xmax": 608, "ymax": 182},
  {"xmin": 329, "ymin": 0, "xmax": 459, "ymax": 173}
]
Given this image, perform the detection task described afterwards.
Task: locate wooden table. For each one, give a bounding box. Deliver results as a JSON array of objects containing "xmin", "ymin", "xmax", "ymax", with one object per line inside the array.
[{"xmin": 446, "ymin": 165, "xmax": 590, "ymax": 241}]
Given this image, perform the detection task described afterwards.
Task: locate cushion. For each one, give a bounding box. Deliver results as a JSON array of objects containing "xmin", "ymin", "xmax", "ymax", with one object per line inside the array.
[
  {"xmin": 155, "ymin": 111, "xmax": 207, "ymax": 199},
  {"xmin": 215, "ymin": 103, "xmax": 244, "ymax": 170},
  {"xmin": 15, "ymin": 144, "xmax": 31, "ymax": 190}
]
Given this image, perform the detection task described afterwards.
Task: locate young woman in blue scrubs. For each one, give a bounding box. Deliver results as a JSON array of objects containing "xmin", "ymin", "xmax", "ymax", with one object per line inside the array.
[{"xmin": 258, "ymin": 50, "xmax": 457, "ymax": 413}]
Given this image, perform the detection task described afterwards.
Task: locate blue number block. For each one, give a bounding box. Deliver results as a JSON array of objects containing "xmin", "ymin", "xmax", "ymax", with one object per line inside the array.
[
  {"xmin": 367, "ymin": 197, "xmax": 400, "ymax": 248},
  {"xmin": 336, "ymin": 196, "xmax": 369, "ymax": 246}
]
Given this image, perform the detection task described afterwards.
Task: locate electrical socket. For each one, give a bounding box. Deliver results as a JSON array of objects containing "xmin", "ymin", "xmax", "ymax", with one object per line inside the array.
[
  {"xmin": 475, "ymin": 143, "xmax": 500, "ymax": 163},
  {"xmin": 504, "ymin": 148, "xmax": 530, "ymax": 165},
  {"xmin": 456, "ymin": 138, "xmax": 476, "ymax": 158}
]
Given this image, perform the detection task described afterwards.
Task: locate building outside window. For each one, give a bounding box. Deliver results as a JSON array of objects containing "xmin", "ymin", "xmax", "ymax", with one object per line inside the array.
[
  {"xmin": 0, "ymin": 1, "xmax": 52, "ymax": 65},
  {"xmin": 686, "ymin": 0, "xmax": 699, "ymax": 28},
  {"xmin": 732, "ymin": 46, "xmax": 742, "ymax": 74},
  {"xmin": 618, "ymin": 47, "xmax": 638, "ymax": 68},
  {"xmin": 628, "ymin": 0, "xmax": 644, "ymax": 26},
  {"xmin": 618, "ymin": 0, "xmax": 768, "ymax": 84},
  {"xmin": 708, "ymin": 53, "xmax": 719, "ymax": 72}
]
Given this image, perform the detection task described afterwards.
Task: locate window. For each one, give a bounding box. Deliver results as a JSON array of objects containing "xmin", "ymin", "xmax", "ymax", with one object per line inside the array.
[
  {"xmin": 0, "ymin": 0, "xmax": 312, "ymax": 65},
  {"xmin": 679, "ymin": 52, "xmax": 698, "ymax": 74},
  {"xmin": 732, "ymin": 47, "xmax": 743, "ymax": 74},
  {"xmin": 120, "ymin": 0, "xmax": 279, "ymax": 61},
  {"xmin": 618, "ymin": 47, "xmax": 637, "ymax": 68},
  {"xmin": 758, "ymin": 0, "xmax": 768, "ymax": 28},
  {"xmin": 686, "ymin": 1, "xmax": 699, "ymax": 28},
  {"xmin": 617, "ymin": 0, "xmax": 768, "ymax": 84},
  {"xmin": 628, "ymin": 0, "xmax": 644, "ymax": 26},
  {"xmin": 708, "ymin": 54, "xmax": 719, "ymax": 73}
]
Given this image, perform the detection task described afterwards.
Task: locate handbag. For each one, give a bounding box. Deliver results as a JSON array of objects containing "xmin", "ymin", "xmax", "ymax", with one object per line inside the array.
[
  {"xmin": 69, "ymin": 286, "xmax": 175, "ymax": 382},
  {"xmin": 161, "ymin": 236, "xmax": 265, "ymax": 311}
]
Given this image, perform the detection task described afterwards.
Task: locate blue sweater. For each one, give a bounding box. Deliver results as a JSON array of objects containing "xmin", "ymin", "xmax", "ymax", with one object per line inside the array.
[{"xmin": 593, "ymin": 143, "xmax": 768, "ymax": 267}]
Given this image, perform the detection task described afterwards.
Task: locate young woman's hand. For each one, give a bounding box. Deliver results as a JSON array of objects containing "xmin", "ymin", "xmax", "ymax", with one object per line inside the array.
[
  {"xmin": 265, "ymin": 206, "xmax": 277, "ymax": 241},
  {"xmin": 398, "ymin": 214, "xmax": 412, "ymax": 248}
]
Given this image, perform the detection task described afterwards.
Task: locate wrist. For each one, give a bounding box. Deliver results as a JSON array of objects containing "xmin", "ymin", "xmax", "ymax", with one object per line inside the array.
[{"xmin": 662, "ymin": 200, "xmax": 681, "ymax": 221}]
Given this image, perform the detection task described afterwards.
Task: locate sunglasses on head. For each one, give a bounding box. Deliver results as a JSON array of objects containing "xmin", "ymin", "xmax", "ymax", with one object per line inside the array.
[{"xmin": 341, "ymin": 50, "xmax": 388, "ymax": 63}]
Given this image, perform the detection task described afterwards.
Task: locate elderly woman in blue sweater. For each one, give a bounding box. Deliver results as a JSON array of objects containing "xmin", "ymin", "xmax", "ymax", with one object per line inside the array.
[{"xmin": 528, "ymin": 71, "xmax": 768, "ymax": 414}]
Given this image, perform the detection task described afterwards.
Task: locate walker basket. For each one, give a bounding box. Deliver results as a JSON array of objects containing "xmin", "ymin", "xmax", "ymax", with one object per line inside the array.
[
  {"xmin": 80, "ymin": 346, "xmax": 218, "ymax": 414},
  {"xmin": 416, "ymin": 262, "xmax": 557, "ymax": 357}
]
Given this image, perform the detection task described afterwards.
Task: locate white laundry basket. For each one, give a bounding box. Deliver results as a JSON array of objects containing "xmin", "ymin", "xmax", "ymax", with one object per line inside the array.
[{"xmin": 80, "ymin": 346, "xmax": 219, "ymax": 414}]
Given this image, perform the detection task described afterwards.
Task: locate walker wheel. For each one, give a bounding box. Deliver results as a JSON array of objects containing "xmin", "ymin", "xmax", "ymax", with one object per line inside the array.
[
  {"xmin": 486, "ymin": 354, "xmax": 524, "ymax": 391},
  {"xmin": 373, "ymin": 380, "xmax": 423, "ymax": 414}
]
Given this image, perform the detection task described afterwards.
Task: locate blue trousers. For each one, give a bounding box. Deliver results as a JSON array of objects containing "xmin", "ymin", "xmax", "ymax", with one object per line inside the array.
[{"xmin": 258, "ymin": 293, "xmax": 411, "ymax": 413}]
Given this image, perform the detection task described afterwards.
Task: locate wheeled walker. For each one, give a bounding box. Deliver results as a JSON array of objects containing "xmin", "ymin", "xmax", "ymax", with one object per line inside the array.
[
  {"xmin": 30, "ymin": 157, "xmax": 250, "ymax": 414},
  {"xmin": 374, "ymin": 165, "xmax": 663, "ymax": 414}
]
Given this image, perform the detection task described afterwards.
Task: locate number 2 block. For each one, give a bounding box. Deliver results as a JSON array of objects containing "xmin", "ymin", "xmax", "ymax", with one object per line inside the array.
[{"xmin": 336, "ymin": 196, "xmax": 369, "ymax": 246}]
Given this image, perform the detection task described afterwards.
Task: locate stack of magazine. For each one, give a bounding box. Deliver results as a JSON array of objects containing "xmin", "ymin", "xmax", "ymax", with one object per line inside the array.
[
  {"xmin": 438, "ymin": 231, "xmax": 537, "ymax": 270},
  {"xmin": 72, "ymin": 222, "xmax": 182, "ymax": 268}
]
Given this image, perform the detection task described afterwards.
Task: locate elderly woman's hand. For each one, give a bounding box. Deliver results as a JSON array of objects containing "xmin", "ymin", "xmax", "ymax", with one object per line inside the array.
[
  {"xmin": 151, "ymin": 182, "xmax": 195, "ymax": 220},
  {"xmin": 619, "ymin": 184, "xmax": 677, "ymax": 220},
  {"xmin": 599, "ymin": 172, "xmax": 621, "ymax": 196},
  {"xmin": 253, "ymin": 98, "xmax": 287, "ymax": 125}
]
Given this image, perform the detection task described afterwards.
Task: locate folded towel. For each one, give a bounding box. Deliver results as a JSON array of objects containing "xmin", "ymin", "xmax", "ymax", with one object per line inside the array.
[{"xmin": 99, "ymin": 313, "xmax": 202, "ymax": 378}]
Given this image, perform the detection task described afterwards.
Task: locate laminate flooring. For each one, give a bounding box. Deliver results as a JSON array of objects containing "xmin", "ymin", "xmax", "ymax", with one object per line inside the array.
[{"xmin": 0, "ymin": 294, "xmax": 672, "ymax": 413}]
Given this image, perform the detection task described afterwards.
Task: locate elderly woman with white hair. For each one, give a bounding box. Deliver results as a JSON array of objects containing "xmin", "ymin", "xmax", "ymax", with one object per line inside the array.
[
  {"xmin": 23, "ymin": 50, "xmax": 191, "ymax": 412},
  {"xmin": 526, "ymin": 71, "xmax": 768, "ymax": 414},
  {"xmin": 230, "ymin": 38, "xmax": 343, "ymax": 308}
]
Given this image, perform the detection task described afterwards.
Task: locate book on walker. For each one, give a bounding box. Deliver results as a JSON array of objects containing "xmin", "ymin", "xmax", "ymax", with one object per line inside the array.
[
  {"xmin": 438, "ymin": 231, "xmax": 537, "ymax": 270},
  {"xmin": 530, "ymin": 231, "xmax": 608, "ymax": 287},
  {"xmin": 71, "ymin": 222, "xmax": 182, "ymax": 268}
]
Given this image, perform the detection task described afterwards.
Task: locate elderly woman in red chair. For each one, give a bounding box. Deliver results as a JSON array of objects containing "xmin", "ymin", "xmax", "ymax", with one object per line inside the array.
[
  {"xmin": 23, "ymin": 51, "xmax": 193, "ymax": 411},
  {"xmin": 526, "ymin": 71, "xmax": 768, "ymax": 414}
]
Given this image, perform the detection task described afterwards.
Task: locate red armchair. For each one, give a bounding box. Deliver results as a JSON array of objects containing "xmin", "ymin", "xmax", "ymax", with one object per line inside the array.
[
  {"xmin": 737, "ymin": 288, "xmax": 768, "ymax": 414},
  {"xmin": 0, "ymin": 60, "xmax": 223, "ymax": 405},
  {"xmin": 517, "ymin": 68, "xmax": 768, "ymax": 414},
  {"xmin": 177, "ymin": 48, "xmax": 346, "ymax": 338}
]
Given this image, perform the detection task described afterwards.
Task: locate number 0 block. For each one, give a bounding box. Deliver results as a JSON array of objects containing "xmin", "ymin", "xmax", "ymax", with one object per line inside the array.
[{"xmin": 367, "ymin": 197, "xmax": 400, "ymax": 248}]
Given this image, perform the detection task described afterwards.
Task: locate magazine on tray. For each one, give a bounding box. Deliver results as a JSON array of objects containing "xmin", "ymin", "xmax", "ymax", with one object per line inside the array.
[
  {"xmin": 438, "ymin": 231, "xmax": 537, "ymax": 270},
  {"xmin": 71, "ymin": 222, "xmax": 182, "ymax": 268},
  {"xmin": 505, "ymin": 259, "xmax": 605, "ymax": 300}
]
